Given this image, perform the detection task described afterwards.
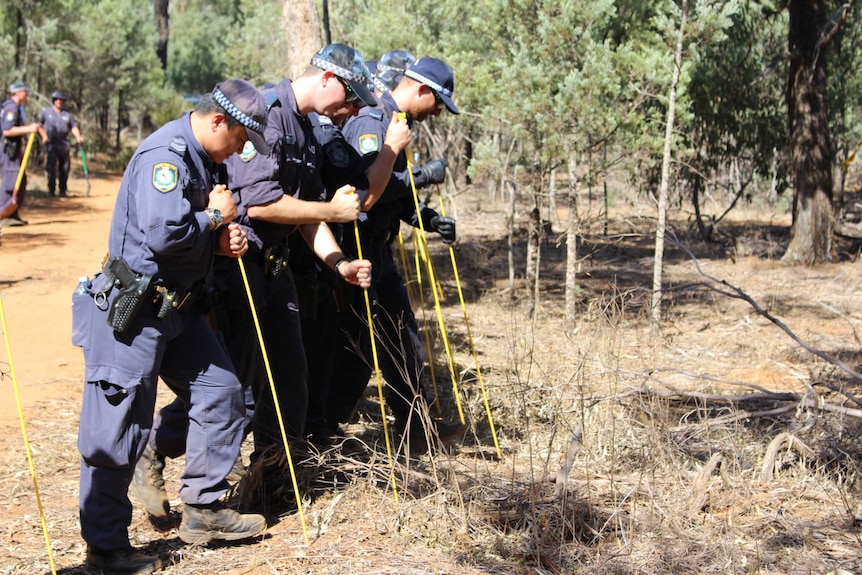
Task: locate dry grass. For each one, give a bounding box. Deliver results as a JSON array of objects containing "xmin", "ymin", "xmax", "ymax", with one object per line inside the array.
[{"xmin": 3, "ymin": 185, "xmax": 862, "ymax": 574}]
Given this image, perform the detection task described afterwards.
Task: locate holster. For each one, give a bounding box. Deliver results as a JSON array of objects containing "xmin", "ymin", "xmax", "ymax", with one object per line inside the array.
[
  {"xmin": 263, "ymin": 243, "xmax": 290, "ymax": 279},
  {"xmin": 4, "ymin": 138, "xmax": 19, "ymax": 161},
  {"xmin": 101, "ymin": 256, "xmax": 154, "ymax": 333}
]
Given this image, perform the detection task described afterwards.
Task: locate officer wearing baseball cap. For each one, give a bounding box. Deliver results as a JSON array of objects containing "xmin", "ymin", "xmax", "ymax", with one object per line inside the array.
[
  {"xmin": 0, "ymin": 80, "xmax": 43, "ymax": 224},
  {"xmin": 39, "ymin": 90, "xmax": 85, "ymax": 196},
  {"xmin": 74, "ymin": 78, "xmax": 268, "ymax": 574},
  {"xmin": 326, "ymin": 56, "xmax": 465, "ymax": 454}
]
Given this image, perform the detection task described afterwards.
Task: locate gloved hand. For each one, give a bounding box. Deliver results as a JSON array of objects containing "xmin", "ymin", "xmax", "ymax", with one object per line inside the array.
[
  {"xmin": 415, "ymin": 159, "xmax": 447, "ymax": 186},
  {"xmin": 430, "ymin": 215, "xmax": 456, "ymax": 244}
]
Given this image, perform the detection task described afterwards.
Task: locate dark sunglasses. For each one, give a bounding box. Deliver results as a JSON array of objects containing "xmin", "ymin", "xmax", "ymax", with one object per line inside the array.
[
  {"xmin": 335, "ymin": 75, "xmax": 364, "ymax": 107},
  {"xmin": 432, "ymin": 90, "xmax": 445, "ymax": 110}
]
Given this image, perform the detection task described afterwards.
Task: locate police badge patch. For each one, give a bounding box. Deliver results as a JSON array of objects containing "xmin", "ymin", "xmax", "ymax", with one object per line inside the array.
[
  {"xmin": 240, "ymin": 140, "xmax": 258, "ymax": 163},
  {"xmin": 152, "ymin": 162, "xmax": 178, "ymax": 193},
  {"xmin": 326, "ymin": 142, "xmax": 350, "ymax": 168},
  {"xmin": 5, "ymin": 112, "xmax": 14, "ymax": 123},
  {"xmin": 358, "ymin": 134, "xmax": 379, "ymax": 155}
]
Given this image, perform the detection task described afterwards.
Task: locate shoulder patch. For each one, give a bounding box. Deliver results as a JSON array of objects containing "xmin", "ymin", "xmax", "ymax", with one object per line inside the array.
[
  {"xmin": 358, "ymin": 134, "xmax": 379, "ymax": 155},
  {"xmin": 152, "ymin": 162, "xmax": 179, "ymax": 193},
  {"xmin": 325, "ymin": 141, "xmax": 350, "ymax": 168},
  {"xmin": 5, "ymin": 111, "xmax": 14, "ymax": 123},
  {"xmin": 240, "ymin": 140, "xmax": 258, "ymax": 162}
]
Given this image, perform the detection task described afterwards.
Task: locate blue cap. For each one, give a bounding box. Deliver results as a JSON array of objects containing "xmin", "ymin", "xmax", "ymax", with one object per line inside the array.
[
  {"xmin": 311, "ymin": 44, "xmax": 378, "ymax": 108},
  {"xmin": 403, "ymin": 57, "xmax": 459, "ymax": 115},
  {"xmin": 375, "ymin": 50, "xmax": 415, "ymax": 92},
  {"xmin": 212, "ymin": 79, "xmax": 270, "ymax": 155},
  {"xmin": 51, "ymin": 91, "xmax": 66, "ymax": 100},
  {"xmin": 9, "ymin": 81, "xmax": 30, "ymax": 94}
]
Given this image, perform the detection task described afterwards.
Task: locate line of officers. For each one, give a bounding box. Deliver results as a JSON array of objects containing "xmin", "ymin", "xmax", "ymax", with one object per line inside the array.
[{"xmin": 71, "ymin": 44, "xmax": 464, "ymax": 574}]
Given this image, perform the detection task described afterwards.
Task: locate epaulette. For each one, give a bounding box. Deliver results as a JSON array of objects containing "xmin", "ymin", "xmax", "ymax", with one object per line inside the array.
[
  {"xmin": 368, "ymin": 109, "xmax": 384, "ymax": 121},
  {"xmin": 264, "ymin": 92, "xmax": 279, "ymax": 112},
  {"xmin": 169, "ymin": 136, "xmax": 187, "ymax": 156}
]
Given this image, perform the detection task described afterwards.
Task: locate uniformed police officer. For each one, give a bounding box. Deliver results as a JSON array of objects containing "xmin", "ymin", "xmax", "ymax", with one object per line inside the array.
[
  {"xmin": 73, "ymin": 79, "xmax": 269, "ymax": 574},
  {"xmin": 40, "ymin": 91, "xmax": 84, "ymax": 197},
  {"xmin": 327, "ymin": 57, "xmax": 464, "ymax": 454},
  {"xmin": 301, "ymin": 91, "xmax": 413, "ymax": 446},
  {"xmin": 0, "ymin": 81, "xmax": 44, "ymax": 224},
  {"xmin": 135, "ymin": 45, "xmax": 375, "ymax": 514}
]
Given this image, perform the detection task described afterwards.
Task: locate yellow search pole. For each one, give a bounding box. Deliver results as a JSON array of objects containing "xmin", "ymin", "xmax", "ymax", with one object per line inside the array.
[
  {"xmin": 0, "ymin": 296, "xmax": 58, "ymax": 574},
  {"xmin": 401, "ymin": 137, "xmax": 465, "ymax": 424},
  {"xmin": 353, "ymin": 222, "xmax": 399, "ymax": 502},
  {"xmin": 236, "ymin": 257, "xmax": 309, "ymax": 545},
  {"xmin": 434, "ymin": 185, "xmax": 502, "ymax": 458}
]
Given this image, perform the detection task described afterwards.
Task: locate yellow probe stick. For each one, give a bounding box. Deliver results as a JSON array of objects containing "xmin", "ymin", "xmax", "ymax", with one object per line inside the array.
[
  {"xmin": 352, "ymin": 221, "xmax": 399, "ymax": 501},
  {"xmin": 0, "ymin": 296, "xmax": 58, "ymax": 574},
  {"xmin": 236, "ymin": 256, "xmax": 309, "ymax": 544},
  {"xmin": 434, "ymin": 185, "xmax": 502, "ymax": 457}
]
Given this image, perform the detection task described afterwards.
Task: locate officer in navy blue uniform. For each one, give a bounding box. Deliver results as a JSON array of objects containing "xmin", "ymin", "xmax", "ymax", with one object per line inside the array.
[
  {"xmin": 0, "ymin": 81, "xmax": 44, "ymax": 224},
  {"xmin": 72, "ymin": 79, "xmax": 269, "ymax": 574},
  {"xmin": 135, "ymin": 45, "xmax": 376, "ymax": 516},
  {"xmin": 39, "ymin": 91, "xmax": 84, "ymax": 197},
  {"xmin": 301, "ymin": 94, "xmax": 413, "ymax": 446},
  {"xmin": 327, "ymin": 57, "xmax": 464, "ymax": 454}
]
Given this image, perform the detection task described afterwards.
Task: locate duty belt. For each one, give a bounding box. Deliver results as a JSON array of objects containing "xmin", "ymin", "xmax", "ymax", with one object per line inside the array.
[{"xmin": 97, "ymin": 253, "xmax": 205, "ymax": 332}]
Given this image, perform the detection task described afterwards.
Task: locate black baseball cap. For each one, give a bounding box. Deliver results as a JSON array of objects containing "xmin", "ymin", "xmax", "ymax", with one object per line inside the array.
[
  {"xmin": 311, "ymin": 44, "xmax": 378, "ymax": 108},
  {"xmin": 375, "ymin": 49, "xmax": 416, "ymax": 92},
  {"xmin": 212, "ymin": 79, "xmax": 270, "ymax": 155},
  {"xmin": 51, "ymin": 91, "xmax": 66, "ymax": 101}
]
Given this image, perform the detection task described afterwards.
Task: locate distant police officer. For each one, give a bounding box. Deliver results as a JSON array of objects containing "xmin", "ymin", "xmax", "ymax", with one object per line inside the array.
[
  {"xmin": 0, "ymin": 81, "xmax": 44, "ymax": 224},
  {"xmin": 73, "ymin": 79, "xmax": 269, "ymax": 574},
  {"xmin": 40, "ymin": 91, "xmax": 84, "ymax": 197},
  {"xmin": 328, "ymin": 57, "xmax": 463, "ymax": 454}
]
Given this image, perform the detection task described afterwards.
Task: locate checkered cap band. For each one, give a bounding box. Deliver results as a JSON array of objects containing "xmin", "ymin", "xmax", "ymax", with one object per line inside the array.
[
  {"xmin": 372, "ymin": 76, "xmax": 390, "ymax": 93},
  {"xmin": 311, "ymin": 57, "xmax": 367, "ymax": 84},
  {"xmin": 213, "ymin": 88, "xmax": 265, "ymax": 133},
  {"xmin": 404, "ymin": 69, "xmax": 452, "ymax": 97}
]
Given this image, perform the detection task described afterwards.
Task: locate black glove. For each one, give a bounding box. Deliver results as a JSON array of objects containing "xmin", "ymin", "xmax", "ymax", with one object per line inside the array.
[
  {"xmin": 415, "ymin": 159, "xmax": 447, "ymax": 186},
  {"xmin": 430, "ymin": 215, "xmax": 456, "ymax": 244}
]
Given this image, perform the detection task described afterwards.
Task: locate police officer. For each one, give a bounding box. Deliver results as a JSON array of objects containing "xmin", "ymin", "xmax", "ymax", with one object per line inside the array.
[
  {"xmin": 73, "ymin": 79, "xmax": 269, "ymax": 574},
  {"xmin": 135, "ymin": 45, "xmax": 375, "ymax": 514},
  {"xmin": 301, "ymin": 89, "xmax": 413, "ymax": 446},
  {"xmin": 39, "ymin": 91, "xmax": 84, "ymax": 197},
  {"xmin": 0, "ymin": 81, "xmax": 44, "ymax": 225},
  {"xmin": 327, "ymin": 57, "xmax": 463, "ymax": 454}
]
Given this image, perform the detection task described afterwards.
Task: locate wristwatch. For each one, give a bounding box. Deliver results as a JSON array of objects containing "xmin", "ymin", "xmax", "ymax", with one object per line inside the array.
[{"xmin": 205, "ymin": 207, "xmax": 224, "ymax": 230}]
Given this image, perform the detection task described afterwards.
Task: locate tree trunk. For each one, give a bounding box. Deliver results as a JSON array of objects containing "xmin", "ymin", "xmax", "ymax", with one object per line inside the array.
[
  {"xmin": 782, "ymin": 0, "xmax": 833, "ymax": 264},
  {"xmin": 282, "ymin": 0, "xmax": 323, "ymax": 79},
  {"xmin": 652, "ymin": 0, "xmax": 687, "ymax": 326},
  {"xmin": 154, "ymin": 0, "xmax": 169, "ymax": 71}
]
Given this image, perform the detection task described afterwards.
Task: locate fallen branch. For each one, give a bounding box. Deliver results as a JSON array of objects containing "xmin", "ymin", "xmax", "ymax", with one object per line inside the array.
[
  {"xmin": 666, "ymin": 232, "xmax": 862, "ymax": 382},
  {"xmin": 760, "ymin": 432, "xmax": 816, "ymax": 482}
]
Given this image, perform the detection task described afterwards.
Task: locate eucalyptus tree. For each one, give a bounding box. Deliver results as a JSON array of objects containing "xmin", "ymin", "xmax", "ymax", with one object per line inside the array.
[{"xmin": 782, "ymin": 0, "xmax": 839, "ymax": 263}]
